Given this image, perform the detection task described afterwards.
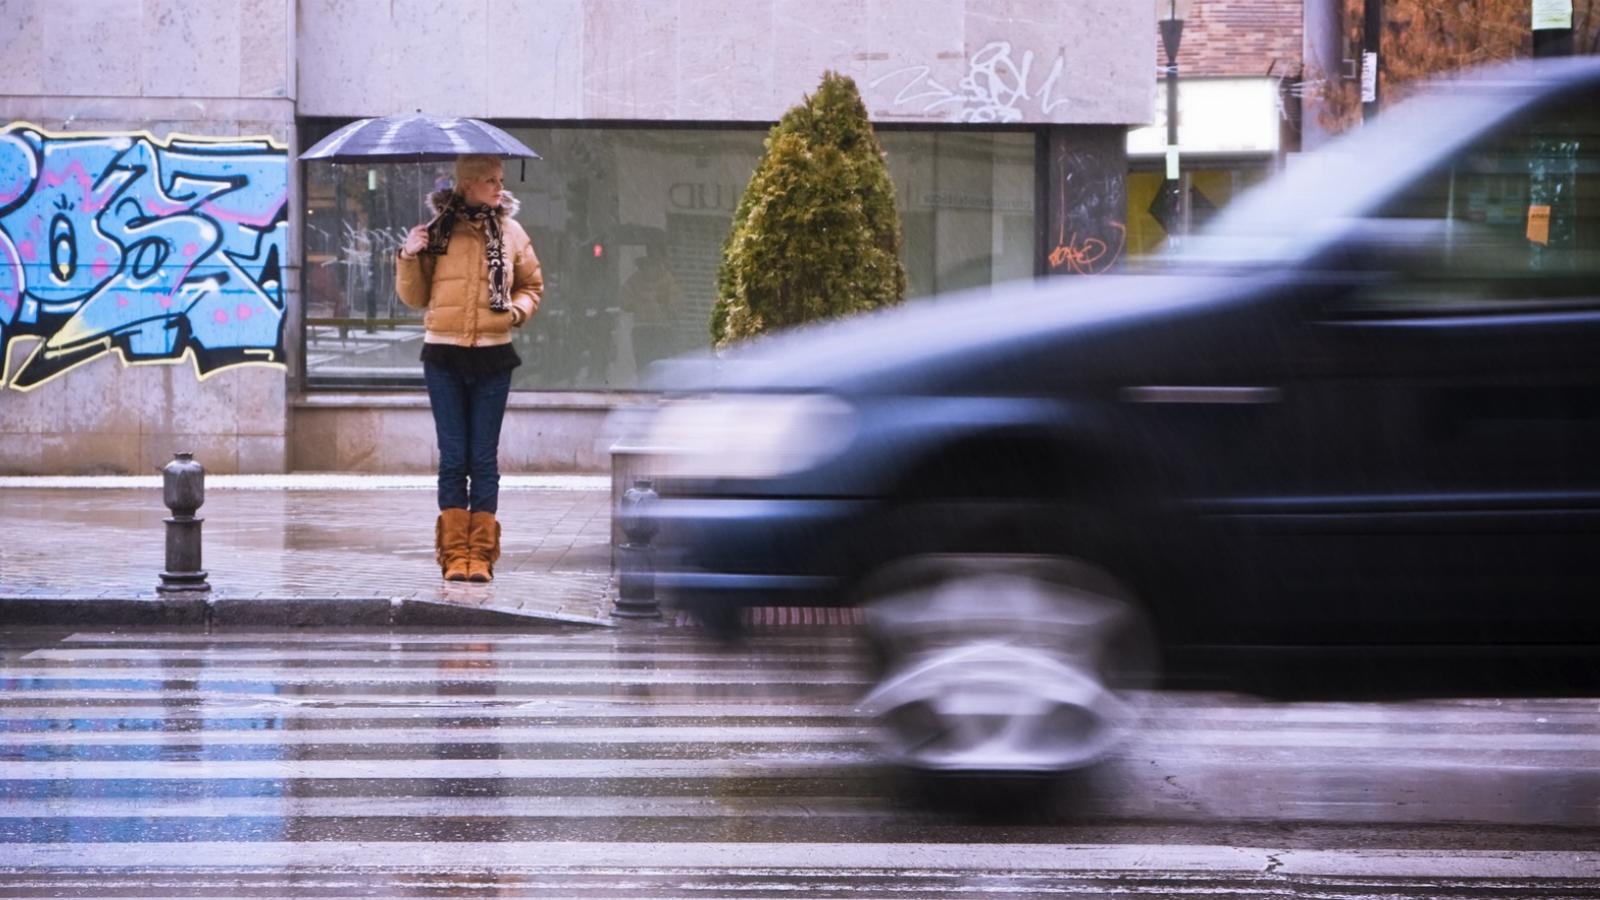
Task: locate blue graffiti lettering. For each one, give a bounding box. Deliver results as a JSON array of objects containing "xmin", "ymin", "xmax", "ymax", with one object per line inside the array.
[{"xmin": 0, "ymin": 123, "xmax": 288, "ymax": 390}]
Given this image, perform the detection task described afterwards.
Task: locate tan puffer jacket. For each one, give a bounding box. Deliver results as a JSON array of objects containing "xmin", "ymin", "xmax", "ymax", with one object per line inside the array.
[{"xmin": 395, "ymin": 190, "xmax": 544, "ymax": 347}]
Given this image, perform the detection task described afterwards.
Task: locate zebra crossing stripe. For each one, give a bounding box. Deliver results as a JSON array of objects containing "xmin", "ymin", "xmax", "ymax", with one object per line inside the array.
[
  {"xmin": 2, "ymin": 841, "xmax": 1596, "ymax": 879},
  {"xmin": 0, "ymin": 702, "xmax": 867, "ymax": 720},
  {"xmin": 5, "ymin": 629, "xmax": 1598, "ymax": 891},
  {"xmin": 57, "ymin": 632, "xmax": 861, "ymax": 647},
  {"xmin": 2, "ymin": 721, "xmax": 1595, "ymax": 751},
  {"xmin": 0, "ymin": 795, "xmax": 892, "ymax": 818},
  {"xmin": 0, "ymin": 758, "xmax": 862, "ymax": 780},
  {"xmin": 21, "ymin": 648, "xmax": 869, "ymax": 664},
  {"xmin": 0, "ymin": 725, "xmax": 875, "ymax": 745}
]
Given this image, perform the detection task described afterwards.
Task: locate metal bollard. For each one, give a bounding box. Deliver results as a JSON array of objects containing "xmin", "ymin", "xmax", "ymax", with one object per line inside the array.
[
  {"xmin": 613, "ymin": 478, "xmax": 661, "ymax": 619},
  {"xmin": 157, "ymin": 451, "xmax": 210, "ymax": 594}
]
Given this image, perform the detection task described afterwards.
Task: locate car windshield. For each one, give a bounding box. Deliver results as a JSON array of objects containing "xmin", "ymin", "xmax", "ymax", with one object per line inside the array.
[{"xmin": 1150, "ymin": 85, "xmax": 1531, "ymax": 271}]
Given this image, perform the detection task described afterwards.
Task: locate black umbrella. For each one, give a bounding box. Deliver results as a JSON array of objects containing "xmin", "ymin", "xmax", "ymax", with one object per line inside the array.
[{"xmin": 300, "ymin": 113, "xmax": 540, "ymax": 164}]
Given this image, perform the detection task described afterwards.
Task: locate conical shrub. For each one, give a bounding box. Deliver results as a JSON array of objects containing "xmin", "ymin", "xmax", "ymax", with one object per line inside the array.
[{"xmin": 711, "ymin": 71, "xmax": 907, "ymax": 347}]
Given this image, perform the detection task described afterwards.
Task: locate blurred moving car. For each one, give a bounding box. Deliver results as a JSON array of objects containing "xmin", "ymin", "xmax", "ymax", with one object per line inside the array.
[{"xmin": 625, "ymin": 58, "xmax": 1600, "ymax": 774}]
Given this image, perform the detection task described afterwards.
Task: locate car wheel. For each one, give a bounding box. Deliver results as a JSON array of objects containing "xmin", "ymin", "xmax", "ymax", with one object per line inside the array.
[{"xmin": 857, "ymin": 553, "xmax": 1156, "ymax": 775}]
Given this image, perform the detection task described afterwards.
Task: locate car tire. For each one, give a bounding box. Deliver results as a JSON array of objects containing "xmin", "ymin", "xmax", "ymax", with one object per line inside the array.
[{"xmin": 856, "ymin": 553, "xmax": 1157, "ymax": 777}]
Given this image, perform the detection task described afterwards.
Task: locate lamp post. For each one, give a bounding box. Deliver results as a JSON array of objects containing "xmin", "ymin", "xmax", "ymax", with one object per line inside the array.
[
  {"xmin": 1158, "ymin": 0, "xmax": 1191, "ymax": 245},
  {"xmin": 1361, "ymin": 0, "xmax": 1382, "ymax": 121}
]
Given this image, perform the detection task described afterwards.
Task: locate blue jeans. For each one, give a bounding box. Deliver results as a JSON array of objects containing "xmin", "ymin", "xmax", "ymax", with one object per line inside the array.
[{"xmin": 423, "ymin": 362, "xmax": 512, "ymax": 513}]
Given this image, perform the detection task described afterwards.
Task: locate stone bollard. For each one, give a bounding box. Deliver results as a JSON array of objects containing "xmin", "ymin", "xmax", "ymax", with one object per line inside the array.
[
  {"xmin": 612, "ymin": 478, "xmax": 661, "ymax": 619},
  {"xmin": 157, "ymin": 451, "xmax": 210, "ymax": 594}
]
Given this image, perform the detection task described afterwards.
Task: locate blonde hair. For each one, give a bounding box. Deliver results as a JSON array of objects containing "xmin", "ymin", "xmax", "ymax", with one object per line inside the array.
[{"xmin": 453, "ymin": 155, "xmax": 504, "ymax": 193}]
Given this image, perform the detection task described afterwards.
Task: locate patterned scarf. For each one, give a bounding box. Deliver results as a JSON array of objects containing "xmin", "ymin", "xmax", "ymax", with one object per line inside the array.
[{"xmin": 423, "ymin": 191, "xmax": 510, "ymax": 312}]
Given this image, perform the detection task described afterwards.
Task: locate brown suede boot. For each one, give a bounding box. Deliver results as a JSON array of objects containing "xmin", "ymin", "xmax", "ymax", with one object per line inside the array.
[
  {"xmin": 466, "ymin": 511, "xmax": 501, "ymax": 583},
  {"xmin": 436, "ymin": 508, "xmax": 471, "ymax": 582}
]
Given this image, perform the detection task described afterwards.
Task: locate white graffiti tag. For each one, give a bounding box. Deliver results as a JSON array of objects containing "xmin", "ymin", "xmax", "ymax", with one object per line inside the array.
[{"xmin": 871, "ymin": 42, "xmax": 1070, "ymax": 123}]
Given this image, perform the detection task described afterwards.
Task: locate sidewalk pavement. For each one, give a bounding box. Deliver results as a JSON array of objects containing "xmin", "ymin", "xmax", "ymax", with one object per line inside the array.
[{"xmin": 0, "ymin": 474, "xmax": 624, "ymax": 629}]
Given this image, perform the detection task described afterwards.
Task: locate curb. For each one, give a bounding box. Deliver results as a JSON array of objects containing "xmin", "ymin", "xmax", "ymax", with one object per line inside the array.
[
  {"xmin": 0, "ymin": 594, "xmax": 616, "ymax": 629},
  {"xmin": 0, "ymin": 596, "xmax": 207, "ymax": 627}
]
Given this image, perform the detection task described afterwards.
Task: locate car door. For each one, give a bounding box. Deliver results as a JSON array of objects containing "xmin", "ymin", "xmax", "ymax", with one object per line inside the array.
[{"xmin": 1230, "ymin": 83, "xmax": 1600, "ymax": 647}]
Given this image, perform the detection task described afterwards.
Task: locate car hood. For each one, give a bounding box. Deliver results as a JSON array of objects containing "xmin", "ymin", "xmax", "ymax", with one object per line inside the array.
[{"xmin": 647, "ymin": 272, "xmax": 1250, "ymax": 395}]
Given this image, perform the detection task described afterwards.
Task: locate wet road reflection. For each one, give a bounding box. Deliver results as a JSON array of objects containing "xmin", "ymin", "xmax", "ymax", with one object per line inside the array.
[{"xmin": 0, "ymin": 627, "xmax": 1596, "ymax": 897}]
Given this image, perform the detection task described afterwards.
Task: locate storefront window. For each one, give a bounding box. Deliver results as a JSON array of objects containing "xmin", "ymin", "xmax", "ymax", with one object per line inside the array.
[
  {"xmin": 302, "ymin": 125, "xmax": 1036, "ymax": 390},
  {"xmin": 883, "ymin": 131, "xmax": 1038, "ymax": 298}
]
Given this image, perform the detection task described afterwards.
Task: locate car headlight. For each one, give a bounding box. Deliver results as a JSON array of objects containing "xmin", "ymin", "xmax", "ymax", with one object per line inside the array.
[{"xmin": 642, "ymin": 394, "xmax": 856, "ymax": 481}]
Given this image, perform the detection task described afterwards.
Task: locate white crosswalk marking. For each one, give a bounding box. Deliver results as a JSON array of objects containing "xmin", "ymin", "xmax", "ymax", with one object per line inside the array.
[
  {"xmin": 1, "ymin": 665, "xmax": 869, "ymax": 684},
  {"xmin": 2, "ymin": 628, "xmax": 1597, "ymax": 898}
]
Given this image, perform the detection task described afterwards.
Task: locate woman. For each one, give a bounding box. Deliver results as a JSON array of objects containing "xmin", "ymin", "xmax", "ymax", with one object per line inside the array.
[{"xmin": 396, "ymin": 154, "xmax": 543, "ymax": 582}]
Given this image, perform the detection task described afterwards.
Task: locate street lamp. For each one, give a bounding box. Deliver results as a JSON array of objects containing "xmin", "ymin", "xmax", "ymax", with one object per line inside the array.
[{"xmin": 1157, "ymin": 0, "xmax": 1191, "ymax": 243}]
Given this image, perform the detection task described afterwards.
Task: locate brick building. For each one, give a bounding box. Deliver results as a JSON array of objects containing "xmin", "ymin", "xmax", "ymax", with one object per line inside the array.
[{"xmin": 1128, "ymin": 0, "xmax": 1307, "ymax": 254}]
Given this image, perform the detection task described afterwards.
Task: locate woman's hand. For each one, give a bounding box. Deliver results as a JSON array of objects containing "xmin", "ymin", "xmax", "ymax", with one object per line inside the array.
[{"xmin": 399, "ymin": 225, "xmax": 428, "ymax": 259}]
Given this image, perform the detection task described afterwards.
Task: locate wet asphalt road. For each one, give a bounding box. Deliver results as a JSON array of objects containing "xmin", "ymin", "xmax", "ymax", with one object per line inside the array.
[{"xmin": 0, "ymin": 626, "xmax": 1596, "ymax": 898}]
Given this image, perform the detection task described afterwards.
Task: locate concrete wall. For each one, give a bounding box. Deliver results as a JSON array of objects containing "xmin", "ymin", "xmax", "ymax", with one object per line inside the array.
[
  {"xmin": 0, "ymin": 0, "xmax": 294, "ymax": 102},
  {"xmin": 291, "ymin": 393, "xmax": 618, "ymax": 473},
  {"xmin": 0, "ymin": 0, "xmax": 298, "ymax": 475},
  {"xmin": 0, "ymin": 353, "xmax": 288, "ymax": 474},
  {"xmin": 297, "ymin": 0, "xmax": 1154, "ymax": 126}
]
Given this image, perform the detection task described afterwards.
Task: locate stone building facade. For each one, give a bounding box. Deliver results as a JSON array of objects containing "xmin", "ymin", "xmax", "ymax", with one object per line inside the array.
[{"xmin": 1, "ymin": 0, "xmax": 1153, "ymax": 475}]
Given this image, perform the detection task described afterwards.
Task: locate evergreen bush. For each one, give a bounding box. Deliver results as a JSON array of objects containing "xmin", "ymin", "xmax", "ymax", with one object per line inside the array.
[{"xmin": 711, "ymin": 71, "xmax": 907, "ymax": 347}]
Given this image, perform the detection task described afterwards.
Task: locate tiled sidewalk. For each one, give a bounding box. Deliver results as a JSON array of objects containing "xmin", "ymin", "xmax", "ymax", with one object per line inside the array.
[{"xmin": 0, "ymin": 476, "xmax": 617, "ymax": 625}]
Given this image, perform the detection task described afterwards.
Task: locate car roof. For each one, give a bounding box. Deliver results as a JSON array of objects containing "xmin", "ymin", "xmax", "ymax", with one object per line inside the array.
[{"xmin": 1175, "ymin": 56, "xmax": 1600, "ymax": 267}]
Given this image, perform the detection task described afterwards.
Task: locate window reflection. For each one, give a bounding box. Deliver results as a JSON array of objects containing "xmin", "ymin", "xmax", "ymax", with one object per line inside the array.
[
  {"xmin": 302, "ymin": 126, "xmax": 1037, "ymax": 390},
  {"xmin": 303, "ymin": 160, "xmax": 450, "ymax": 385},
  {"xmin": 1368, "ymin": 95, "xmax": 1600, "ymax": 295}
]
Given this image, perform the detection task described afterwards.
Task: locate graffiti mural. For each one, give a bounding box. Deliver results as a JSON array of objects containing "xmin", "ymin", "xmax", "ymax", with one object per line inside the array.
[{"xmin": 0, "ymin": 123, "xmax": 288, "ymax": 391}]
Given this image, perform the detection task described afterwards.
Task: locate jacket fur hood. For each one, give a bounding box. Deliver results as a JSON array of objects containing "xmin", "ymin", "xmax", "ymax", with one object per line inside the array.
[{"xmin": 427, "ymin": 188, "xmax": 521, "ymax": 219}]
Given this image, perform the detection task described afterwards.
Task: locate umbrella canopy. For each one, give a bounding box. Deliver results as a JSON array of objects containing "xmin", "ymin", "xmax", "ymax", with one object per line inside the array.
[{"xmin": 300, "ymin": 114, "xmax": 540, "ymax": 163}]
